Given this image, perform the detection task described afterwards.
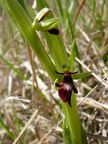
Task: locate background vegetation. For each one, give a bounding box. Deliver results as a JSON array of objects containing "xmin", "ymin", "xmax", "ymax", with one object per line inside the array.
[{"xmin": 0, "ymin": 0, "xmax": 108, "ymax": 144}]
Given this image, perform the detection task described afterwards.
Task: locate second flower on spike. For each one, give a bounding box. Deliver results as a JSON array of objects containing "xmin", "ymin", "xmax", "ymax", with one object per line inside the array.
[{"xmin": 32, "ymin": 7, "xmax": 60, "ymax": 35}]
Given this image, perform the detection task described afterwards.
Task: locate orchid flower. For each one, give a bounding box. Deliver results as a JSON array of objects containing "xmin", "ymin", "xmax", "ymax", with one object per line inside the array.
[
  {"xmin": 32, "ymin": 7, "xmax": 60, "ymax": 35},
  {"xmin": 55, "ymin": 70, "xmax": 78, "ymax": 107}
]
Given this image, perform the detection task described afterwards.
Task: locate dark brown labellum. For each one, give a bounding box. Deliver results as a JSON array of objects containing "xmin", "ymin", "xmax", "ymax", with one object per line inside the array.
[
  {"xmin": 48, "ymin": 28, "xmax": 59, "ymax": 35},
  {"xmin": 55, "ymin": 70, "xmax": 78, "ymax": 107}
]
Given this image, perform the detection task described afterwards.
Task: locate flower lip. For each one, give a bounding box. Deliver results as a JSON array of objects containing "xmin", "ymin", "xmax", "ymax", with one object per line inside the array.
[
  {"xmin": 48, "ymin": 28, "xmax": 59, "ymax": 35},
  {"xmin": 55, "ymin": 70, "xmax": 78, "ymax": 107}
]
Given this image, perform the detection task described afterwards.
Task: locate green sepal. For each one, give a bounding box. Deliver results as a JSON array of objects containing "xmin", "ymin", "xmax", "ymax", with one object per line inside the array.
[
  {"xmin": 72, "ymin": 72, "xmax": 91, "ymax": 80},
  {"xmin": 33, "ymin": 17, "xmax": 60, "ymax": 31}
]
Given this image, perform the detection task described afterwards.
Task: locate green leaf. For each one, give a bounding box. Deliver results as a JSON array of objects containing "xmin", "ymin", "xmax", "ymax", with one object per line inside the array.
[
  {"xmin": 70, "ymin": 39, "xmax": 76, "ymax": 71},
  {"xmin": 63, "ymin": 121, "xmax": 74, "ymax": 144},
  {"xmin": 67, "ymin": 11, "xmax": 75, "ymax": 40},
  {"xmin": 16, "ymin": 0, "xmax": 28, "ymax": 14},
  {"xmin": 74, "ymin": 40, "xmax": 83, "ymax": 73},
  {"xmin": 55, "ymin": 0, "xmax": 64, "ymax": 22},
  {"xmin": 0, "ymin": 119, "xmax": 15, "ymax": 140}
]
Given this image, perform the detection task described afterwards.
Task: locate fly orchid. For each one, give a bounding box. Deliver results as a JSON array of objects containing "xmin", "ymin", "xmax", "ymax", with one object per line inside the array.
[
  {"xmin": 55, "ymin": 70, "xmax": 78, "ymax": 107},
  {"xmin": 32, "ymin": 7, "xmax": 59, "ymax": 35}
]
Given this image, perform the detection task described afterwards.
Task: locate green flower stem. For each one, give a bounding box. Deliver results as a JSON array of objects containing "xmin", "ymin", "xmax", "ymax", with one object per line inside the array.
[
  {"xmin": 1, "ymin": 0, "xmax": 56, "ymax": 81},
  {"xmin": 63, "ymin": 93, "xmax": 87, "ymax": 144}
]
